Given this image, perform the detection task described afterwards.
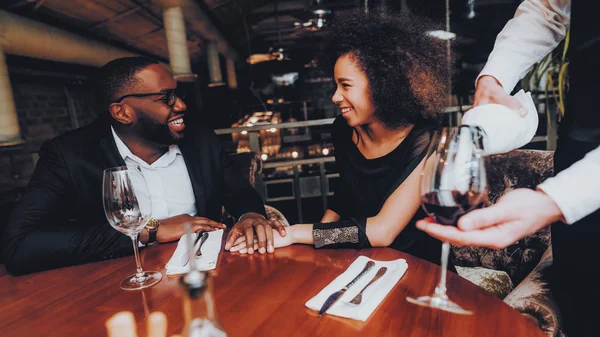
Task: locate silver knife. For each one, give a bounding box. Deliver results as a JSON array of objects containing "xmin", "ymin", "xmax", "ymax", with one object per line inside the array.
[
  {"xmin": 195, "ymin": 232, "xmax": 209, "ymax": 257},
  {"xmin": 318, "ymin": 260, "xmax": 375, "ymax": 316},
  {"xmin": 181, "ymin": 231, "xmax": 204, "ymax": 266}
]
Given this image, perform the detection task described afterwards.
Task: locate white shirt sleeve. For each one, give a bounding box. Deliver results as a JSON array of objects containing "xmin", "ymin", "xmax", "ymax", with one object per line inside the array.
[
  {"xmin": 477, "ymin": 0, "xmax": 571, "ymax": 93},
  {"xmin": 538, "ymin": 145, "xmax": 600, "ymax": 224}
]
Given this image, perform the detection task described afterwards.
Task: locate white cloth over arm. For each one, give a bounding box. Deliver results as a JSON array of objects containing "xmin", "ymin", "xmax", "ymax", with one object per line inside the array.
[
  {"xmin": 461, "ymin": 90, "xmax": 538, "ymax": 155},
  {"xmin": 478, "ymin": 0, "xmax": 571, "ymax": 93},
  {"xmin": 465, "ymin": 1, "xmax": 569, "ymax": 155},
  {"xmin": 470, "ymin": 1, "xmax": 600, "ymax": 224},
  {"xmin": 538, "ymin": 145, "xmax": 600, "ymax": 224}
]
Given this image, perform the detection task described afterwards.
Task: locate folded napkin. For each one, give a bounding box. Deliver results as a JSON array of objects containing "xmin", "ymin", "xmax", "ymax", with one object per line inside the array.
[
  {"xmin": 305, "ymin": 255, "xmax": 408, "ymax": 321},
  {"xmin": 165, "ymin": 229, "xmax": 224, "ymax": 275},
  {"xmin": 461, "ymin": 89, "xmax": 539, "ymax": 155}
]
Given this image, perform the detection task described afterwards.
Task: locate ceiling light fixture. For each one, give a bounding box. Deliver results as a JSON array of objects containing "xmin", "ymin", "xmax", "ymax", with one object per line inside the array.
[
  {"xmin": 427, "ymin": 30, "xmax": 456, "ymax": 41},
  {"xmin": 467, "ymin": 0, "xmax": 476, "ymax": 19},
  {"xmin": 246, "ymin": 0, "xmax": 291, "ymax": 64}
]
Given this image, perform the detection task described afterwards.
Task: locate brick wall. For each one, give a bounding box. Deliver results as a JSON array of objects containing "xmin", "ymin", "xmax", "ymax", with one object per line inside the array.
[
  {"xmin": 0, "ymin": 74, "xmax": 98, "ymax": 193},
  {"xmin": 12, "ymin": 78, "xmax": 98, "ymax": 143}
]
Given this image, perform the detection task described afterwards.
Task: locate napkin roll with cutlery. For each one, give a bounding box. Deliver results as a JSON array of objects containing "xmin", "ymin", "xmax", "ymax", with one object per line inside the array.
[
  {"xmin": 165, "ymin": 229, "xmax": 224, "ymax": 275},
  {"xmin": 305, "ymin": 256, "xmax": 408, "ymax": 321}
]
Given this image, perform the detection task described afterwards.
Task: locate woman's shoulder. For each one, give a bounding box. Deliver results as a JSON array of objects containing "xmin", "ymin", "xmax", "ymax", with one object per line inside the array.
[
  {"xmin": 385, "ymin": 124, "xmax": 433, "ymax": 163},
  {"xmin": 404, "ymin": 124, "xmax": 434, "ymax": 159},
  {"xmin": 411, "ymin": 124, "xmax": 434, "ymax": 147}
]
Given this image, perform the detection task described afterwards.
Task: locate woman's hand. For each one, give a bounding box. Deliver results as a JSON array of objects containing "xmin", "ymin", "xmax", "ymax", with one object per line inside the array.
[
  {"xmin": 230, "ymin": 227, "xmax": 294, "ymax": 254},
  {"xmin": 224, "ymin": 213, "xmax": 286, "ymax": 254}
]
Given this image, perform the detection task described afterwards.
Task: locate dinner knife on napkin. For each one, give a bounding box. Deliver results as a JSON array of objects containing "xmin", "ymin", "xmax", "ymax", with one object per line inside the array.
[
  {"xmin": 180, "ymin": 231, "xmax": 204, "ymax": 266},
  {"xmin": 318, "ymin": 260, "xmax": 375, "ymax": 316}
]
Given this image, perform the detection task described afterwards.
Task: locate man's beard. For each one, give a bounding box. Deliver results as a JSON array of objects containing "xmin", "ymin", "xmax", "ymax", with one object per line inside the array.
[{"xmin": 135, "ymin": 112, "xmax": 180, "ymax": 146}]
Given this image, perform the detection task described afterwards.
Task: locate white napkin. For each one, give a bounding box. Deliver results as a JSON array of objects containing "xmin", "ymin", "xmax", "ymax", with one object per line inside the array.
[
  {"xmin": 165, "ymin": 229, "xmax": 224, "ymax": 275},
  {"xmin": 461, "ymin": 89, "xmax": 539, "ymax": 155},
  {"xmin": 305, "ymin": 255, "xmax": 408, "ymax": 321}
]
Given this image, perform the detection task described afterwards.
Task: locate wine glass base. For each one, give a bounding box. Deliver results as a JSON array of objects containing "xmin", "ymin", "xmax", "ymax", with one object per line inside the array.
[
  {"xmin": 406, "ymin": 295, "xmax": 473, "ymax": 315},
  {"xmin": 119, "ymin": 271, "xmax": 162, "ymax": 290}
]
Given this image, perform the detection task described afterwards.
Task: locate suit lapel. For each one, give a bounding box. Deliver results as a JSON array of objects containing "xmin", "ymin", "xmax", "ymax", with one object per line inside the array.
[
  {"xmin": 179, "ymin": 140, "xmax": 207, "ymax": 216},
  {"xmin": 96, "ymin": 121, "xmax": 126, "ymax": 169}
]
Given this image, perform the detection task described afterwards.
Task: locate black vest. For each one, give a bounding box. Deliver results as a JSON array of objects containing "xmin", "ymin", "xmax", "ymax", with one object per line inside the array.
[{"xmin": 561, "ymin": 1, "xmax": 600, "ymax": 142}]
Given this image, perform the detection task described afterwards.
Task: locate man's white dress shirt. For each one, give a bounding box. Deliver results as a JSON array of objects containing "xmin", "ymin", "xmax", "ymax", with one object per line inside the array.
[
  {"xmin": 477, "ymin": 0, "xmax": 600, "ymax": 224},
  {"xmin": 111, "ymin": 127, "xmax": 197, "ymax": 220}
]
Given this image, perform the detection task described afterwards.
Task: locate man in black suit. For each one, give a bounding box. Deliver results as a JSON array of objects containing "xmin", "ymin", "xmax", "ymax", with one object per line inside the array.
[{"xmin": 3, "ymin": 57, "xmax": 283, "ymax": 275}]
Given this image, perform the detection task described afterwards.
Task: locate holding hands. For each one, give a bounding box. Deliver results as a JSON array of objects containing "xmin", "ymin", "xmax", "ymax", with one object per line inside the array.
[
  {"xmin": 228, "ymin": 226, "xmax": 293, "ymax": 254},
  {"xmin": 224, "ymin": 213, "xmax": 287, "ymax": 254}
]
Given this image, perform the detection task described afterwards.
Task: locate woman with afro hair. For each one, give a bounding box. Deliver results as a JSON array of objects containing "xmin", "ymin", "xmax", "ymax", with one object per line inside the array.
[{"xmin": 229, "ymin": 10, "xmax": 452, "ymax": 268}]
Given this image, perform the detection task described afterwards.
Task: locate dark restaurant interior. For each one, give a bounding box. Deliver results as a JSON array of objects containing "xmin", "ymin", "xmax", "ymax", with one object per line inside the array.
[
  {"xmin": 0, "ymin": 0, "xmax": 542, "ymax": 225},
  {"xmin": 0, "ymin": 1, "xmax": 585, "ymax": 337}
]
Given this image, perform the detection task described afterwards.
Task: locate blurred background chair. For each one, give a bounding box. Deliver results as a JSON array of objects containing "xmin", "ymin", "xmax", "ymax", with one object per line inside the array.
[{"xmin": 451, "ymin": 150, "xmax": 562, "ymax": 337}]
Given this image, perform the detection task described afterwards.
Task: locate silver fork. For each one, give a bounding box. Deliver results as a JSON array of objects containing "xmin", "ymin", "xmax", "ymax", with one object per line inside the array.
[
  {"xmin": 195, "ymin": 232, "xmax": 209, "ymax": 258},
  {"xmin": 181, "ymin": 231, "xmax": 205, "ymax": 266},
  {"xmin": 349, "ymin": 267, "xmax": 388, "ymax": 305}
]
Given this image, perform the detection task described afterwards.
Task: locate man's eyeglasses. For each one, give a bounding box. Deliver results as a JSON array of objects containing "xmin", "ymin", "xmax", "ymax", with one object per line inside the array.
[{"xmin": 114, "ymin": 89, "xmax": 182, "ymax": 108}]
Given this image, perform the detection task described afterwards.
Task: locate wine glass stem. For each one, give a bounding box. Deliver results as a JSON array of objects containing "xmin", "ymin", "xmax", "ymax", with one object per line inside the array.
[
  {"xmin": 434, "ymin": 241, "xmax": 450, "ymax": 299},
  {"xmin": 131, "ymin": 235, "xmax": 145, "ymax": 279}
]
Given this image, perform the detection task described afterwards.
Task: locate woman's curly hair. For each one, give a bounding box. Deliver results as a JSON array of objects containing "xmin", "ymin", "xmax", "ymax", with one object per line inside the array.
[{"xmin": 321, "ymin": 10, "xmax": 451, "ymax": 129}]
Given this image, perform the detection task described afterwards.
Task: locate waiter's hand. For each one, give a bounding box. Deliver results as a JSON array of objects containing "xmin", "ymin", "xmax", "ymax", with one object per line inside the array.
[
  {"xmin": 474, "ymin": 75, "xmax": 527, "ymax": 117},
  {"xmin": 416, "ymin": 188, "xmax": 564, "ymax": 249},
  {"xmin": 224, "ymin": 212, "xmax": 286, "ymax": 254}
]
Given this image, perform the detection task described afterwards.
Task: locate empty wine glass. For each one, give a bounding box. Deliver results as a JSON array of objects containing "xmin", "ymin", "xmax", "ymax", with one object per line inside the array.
[
  {"xmin": 406, "ymin": 125, "xmax": 487, "ymax": 315},
  {"xmin": 102, "ymin": 165, "xmax": 162, "ymax": 290}
]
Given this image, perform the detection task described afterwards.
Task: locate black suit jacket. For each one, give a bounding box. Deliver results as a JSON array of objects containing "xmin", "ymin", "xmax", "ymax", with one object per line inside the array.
[{"xmin": 3, "ymin": 118, "xmax": 265, "ymax": 275}]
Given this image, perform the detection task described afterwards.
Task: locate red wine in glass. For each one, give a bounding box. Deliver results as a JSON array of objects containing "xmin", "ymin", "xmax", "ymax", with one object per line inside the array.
[
  {"xmin": 406, "ymin": 125, "xmax": 487, "ymax": 315},
  {"xmin": 421, "ymin": 190, "xmax": 487, "ymax": 226}
]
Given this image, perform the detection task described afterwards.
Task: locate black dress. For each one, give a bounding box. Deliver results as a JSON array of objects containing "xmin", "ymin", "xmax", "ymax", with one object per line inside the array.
[{"xmin": 328, "ymin": 116, "xmax": 448, "ymax": 268}]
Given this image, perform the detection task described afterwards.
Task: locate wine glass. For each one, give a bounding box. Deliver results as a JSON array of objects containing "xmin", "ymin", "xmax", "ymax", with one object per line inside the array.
[
  {"xmin": 102, "ymin": 165, "xmax": 162, "ymax": 290},
  {"xmin": 406, "ymin": 125, "xmax": 487, "ymax": 315}
]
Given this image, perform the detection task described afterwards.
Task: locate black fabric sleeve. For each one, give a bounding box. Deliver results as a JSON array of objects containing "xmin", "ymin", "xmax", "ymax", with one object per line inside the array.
[
  {"xmin": 312, "ymin": 216, "xmax": 371, "ymax": 249},
  {"xmin": 2, "ymin": 141, "xmax": 131, "ymax": 275},
  {"xmin": 377, "ymin": 128, "xmax": 431, "ymax": 209},
  {"xmin": 217, "ymin": 135, "xmax": 266, "ymax": 220},
  {"xmin": 327, "ymin": 183, "xmax": 349, "ymax": 216}
]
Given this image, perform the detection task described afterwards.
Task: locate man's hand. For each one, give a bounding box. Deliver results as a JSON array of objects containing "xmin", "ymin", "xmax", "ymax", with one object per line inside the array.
[
  {"xmin": 140, "ymin": 214, "xmax": 225, "ymax": 244},
  {"xmin": 230, "ymin": 227, "xmax": 293, "ymax": 254},
  {"xmin": 416, "ymin": 188, "xmax": 564, "ymax": 249},
  {"xmin": 474, "ymin": 75, "xmax": 527, "ymax": 116},
  {"xmin": 224, "ymin": 212, "xmax": 286, "ymax": 254}
]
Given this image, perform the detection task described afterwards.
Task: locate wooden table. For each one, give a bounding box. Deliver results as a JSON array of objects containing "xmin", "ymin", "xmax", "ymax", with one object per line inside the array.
[{"xmin": 0, "ymin": 244, "xmax": 544, "ymax": 337}]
